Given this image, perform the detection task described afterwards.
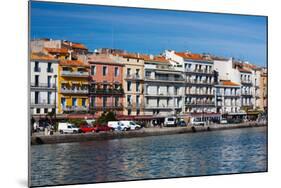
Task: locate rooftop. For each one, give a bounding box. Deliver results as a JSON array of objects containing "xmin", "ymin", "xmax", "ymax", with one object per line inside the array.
[
  {"xmin": 44, "ymin": 47, "xmax": 69, "ymax": 54},
  {"xmin": 220, "ymin": 80, "xmax": 240, "ymax": 86},
  {"xmin": 30, "ymin": 52, "xmax": 57, "ymax": 61},
  {"xmin": 59, "ymin": 60, "xmax": 89, "ymax": 67},
  {"xmin": 175, "ymin": 52, "xmax": 211, "ymax": 61}
]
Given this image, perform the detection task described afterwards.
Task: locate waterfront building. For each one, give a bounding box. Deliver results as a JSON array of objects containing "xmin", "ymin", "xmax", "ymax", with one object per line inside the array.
[
  {"xmin": 112, "ymin": 53, "xmax": 145, "ymax": 116},
  {"xmin": 165, "ymin": 51, "xmax": 217, "ymax": 118},
  {"xmin": 57, "ymin": 60, "xmax": 90, "ymax": 114},
  {"xmin": 143, "ymin": 55, "xmax": 185, "ymax": 117},
  {"xmin": 259, "ymin": 68, "xmax": 268, "ymax": 112},
  {"xmin": 30, "ymin": 52, "xmax": 59, "ymax": 116},
  {"xmin": 87, "ymin": 54, "xmax": 124, "ymax": 116},
  {"xmin": 215, "ymin": 80, "xmax": 241, "ymax": 114}
]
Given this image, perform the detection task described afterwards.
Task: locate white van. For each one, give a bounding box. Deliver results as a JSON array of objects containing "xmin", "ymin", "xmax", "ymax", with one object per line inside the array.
[
  {"xmin": 190, "ymin": 117, "xmax": 205, "ymax": 126},
  {"xmin": 119, "ymin": 121, "xmax": 141, "ymax": 130},
  {"xmin": 164, "ymin": 117, "xmax": 176, "ymax": 127},
  {"xmin": 58, "ymin": 123, "xmax": 81, "ymax": 134},
  {"xmin": 108, "ymin": 121, "xmax": 130, "ymax": 131}
]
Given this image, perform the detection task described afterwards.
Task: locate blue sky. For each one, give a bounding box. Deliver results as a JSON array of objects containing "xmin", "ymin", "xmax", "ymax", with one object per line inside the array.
[{"xmin": 30, "ymin": 1, "xmax": 267, "ymax": 66}]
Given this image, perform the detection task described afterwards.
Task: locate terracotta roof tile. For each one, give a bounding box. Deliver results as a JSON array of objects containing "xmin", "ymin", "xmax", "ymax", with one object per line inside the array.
[
  {"xmin": 59, "ymin": 60, "xmax": 89, "ymax": 67},
  {"xmin": 44, "ymin": 47, "xmax": 69, "ymax": 54},
  {"xmin": 221, "ymin": 80, "xmax": 240, "ymax": 86},
  {"xmin": 72, "ymin": 43, "xmax": 87, "ymax": 49},
  {"xmin": 238, "ymin": 68, "xmax": 252, "ymax": 74},
  {"xmin": 175, "ymin": 52, "xmax": 206, "ymax": 61},
  {"xmin": 30, "ymin": 52, "xmax": 56, "ymax": 61}
]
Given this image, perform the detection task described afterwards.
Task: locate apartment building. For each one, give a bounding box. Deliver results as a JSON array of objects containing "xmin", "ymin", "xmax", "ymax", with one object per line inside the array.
[
  {"xmin": 215, "ymin": 80, "xmax": 241, "ymax": 114},
  {"xmin": 260, "ymin": 68, "xmax": 268, "ymax": 112},
  {"xmin": 165, "ymin": 51, "xmax": 216, "ymax": 115},
  {"xmin": 58, "ymin": 60, "xmax": 90, "ymax": 113},
  {"xmin": 88, "ymin": 54, "xmax": 124, "ymax": 116},
  {"xmin": 143, "ymin": 56, "xmax": 185, "ymax": 117},
  {"xmin": 30, "ymin": 52, "xmax": 59, "ymax": 116},
  {"xmin": 112, "ymin": 53, "xmax": 145, "ymax": 116}
]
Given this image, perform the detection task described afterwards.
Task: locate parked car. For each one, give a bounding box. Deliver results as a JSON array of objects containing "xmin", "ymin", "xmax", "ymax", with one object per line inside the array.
[
  {"xmin": 164, "ymin": 117, "xmax": 177, "ymax": 127},
  {"xmin": 80, "ymin": 124, "xmax": 95, "ymax": 133},
  {"xmin": 108, "ymin": 121, "xmax": 130, "ymax": 131},
  {"xmin": 93, "ymin": 125, "xmax": 114, "ymax": 133},
  {"xmin": 119, "ymin": 121, "xmax": 141, "ymax": 130},
  {"xmin": 191, "ymin": 118, "xmax": 205, "ymax": 126},
  {"xmin": 220, "ymin": 119, "xmax": 228, "ymax": 124},
  {"xmin": 58, "ymin": 123, "xmax": 81, "ymax": 134},
  {"xmin": 177, "ymin": 120, "xmax": 187, "ymax": 127}
]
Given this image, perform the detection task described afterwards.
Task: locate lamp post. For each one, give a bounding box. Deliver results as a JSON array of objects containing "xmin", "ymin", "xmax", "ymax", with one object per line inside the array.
[{"xmin": 54, "ymin": 75, "xmax": 57, "ymax": 128}]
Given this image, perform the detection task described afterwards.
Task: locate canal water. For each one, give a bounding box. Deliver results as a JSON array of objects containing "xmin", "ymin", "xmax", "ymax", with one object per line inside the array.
[{"xmin": 30, "ymin": 126, "xmax": 267, "ymax": 187}]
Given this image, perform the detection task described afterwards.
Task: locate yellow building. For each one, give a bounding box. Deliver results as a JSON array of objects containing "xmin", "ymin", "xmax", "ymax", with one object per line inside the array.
[
  {"xmin": 259, "ymin": 68, "xmax": 267, "ymax": 112},
  {"xmin": 58, "ymin": 60, "xmax": 90, "ymax": 114}
]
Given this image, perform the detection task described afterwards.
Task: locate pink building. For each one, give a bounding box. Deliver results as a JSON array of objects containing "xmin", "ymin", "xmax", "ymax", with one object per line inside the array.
[{"xmin": 88, "ymin": 54, "xmax": 124, "ymax": 116}]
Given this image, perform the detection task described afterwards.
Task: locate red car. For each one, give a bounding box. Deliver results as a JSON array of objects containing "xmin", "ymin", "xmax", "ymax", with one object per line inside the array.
[{"xmin": 80, "ymin": 124, "xmax": 114, "ymax": 133}]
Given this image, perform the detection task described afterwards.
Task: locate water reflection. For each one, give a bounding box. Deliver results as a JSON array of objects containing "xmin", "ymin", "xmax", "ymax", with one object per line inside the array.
[{"xmin": 31, "ymin": 127, "xmax": 267, "ymax": 186}]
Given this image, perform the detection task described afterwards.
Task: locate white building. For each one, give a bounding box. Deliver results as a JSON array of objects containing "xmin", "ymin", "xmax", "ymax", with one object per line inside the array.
[
  {"xmin": 165, "ymin": 50, "xmax": 216, "ymax": 115},
  {"xmin": 30, "ymin": 52, "xmax": 59, "ymax": 116},
  {"xmin": 143, "ymin": 56, "xmax": 185, "ymax": 117}
]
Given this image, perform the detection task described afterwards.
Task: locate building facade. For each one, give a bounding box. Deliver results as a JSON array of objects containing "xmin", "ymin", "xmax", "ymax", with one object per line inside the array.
[
  {"xmin": 143, "ymin": 56, "xmax": 185, "ymax": 117},
  {"xmin": 30, "ymin": 52, "xmax": 59, "ymax": 116},
  {"xmin": 112, "ymin": 54, "xmax": 145, "ymax": 116},
  {"xmin": 88, "ymin": 54, "xmax": 124, "ymax": 116},
  {"xmin": 58, "ymin": 60, "xmax": 90, "ymax": 114}
]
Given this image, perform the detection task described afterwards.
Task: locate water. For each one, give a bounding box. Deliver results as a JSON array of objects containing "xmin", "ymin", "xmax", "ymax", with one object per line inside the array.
[{"xmin": 30, "ymin": 127, "xmax": 267, "ymax": 187}]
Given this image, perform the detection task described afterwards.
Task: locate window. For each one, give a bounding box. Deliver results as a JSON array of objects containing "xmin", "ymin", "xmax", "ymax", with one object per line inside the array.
[
  {"xmin": 91, "ymin": 66, "xmax": 96, "ymax": 76},
  {"xmin": 127, "ymin": 68, "xmax": 131, "ymax": 77},
  {"xmin": 128, "ymin": 109, "xmax": 132, "ymax": 115},
  {"xmin": 114, "ymin": 67, "xmax": 119, "ymax": 77},
  {"xmin": 34, "ymin": 61, "xmax": 40, "ymax": 72},
  {"xmin": 127, "ymin": 95, "xmax": 132, "ymax": 105},
  {"xmin": 115, "ymin": 97, "xmax": 119, "ymax": 107},
  {"xmin": 102, "ymin": 66, "xmax": 107, "ymax": 76},
  {"xmin": 72, "ymin": 98, "xmax": 77, "ymax": 107},
  {"xmin": 47, "ymin": 92, "xmax": 51, "ymax": 104},
  {"xmin": 145, "ymin": 71, "xmax": 151, "ymax": 78},
  {"xmin": 136, "ymin": 69, "xmax": 140, "ymax": 77},
  {"xmin": 36, "ymin": 108, "xmax": 40, "ymax": 114},
  {"xmin": 127, "ymin": 81, "xmax": 132, "ymax": 91},
  {"xmin": 47, "ymin": 76, "xmax": 51, "ymax": 88},
  {"xmin": 91, "ymin": 97, "xmax": 96, "ymax": 107},
  {"xmin": 35, "ymin": 75, "xmax": 39, "ymax": 86},
  {"xmin": 61, "ymin": 98, "xmax": 66, "ymax": 108},
  {"xmin": 35, "ymin": 91, "xmax": 39, "ymax": 104},
  {"xmin": 44, "ymin": 108, "xmax": 48, "ymax": 114},
  {"xmin": 136, "ymin": 95, "xmax": 140, "ymax": 106},
  {"xmin": 47, "ymin": 63, "xmax": 52, "ymax": 72},
  {"xmin": 82, "ymin": 98, "xmax": 86, "ymax": 107},
  {"xmin": 136, "ymin": 82, "xmax": 140, "ymax": 92},
  {"xmin": 136, "ymin": 109, "xmax": 140, "ymax": 115},
  {"xmin": 103, "ymin": 97, "xmax": 107, "ymax": 107}
]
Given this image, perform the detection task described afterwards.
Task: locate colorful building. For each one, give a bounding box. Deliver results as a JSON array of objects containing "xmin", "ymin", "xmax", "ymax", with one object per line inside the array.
[
  {"xmin": 87, "ymin": 54, "xmax": 124, "ymax": 116},
  {"xmin": 58, "ymin": 60, "xmax": 90, "ymax": 114},
  {"xmin": 30, "ymin": 52, "xmax": 59, "ymax": 116},
  {"xmin": 112, "ymin": 53, "xmax": 145, "ymax": 116}
]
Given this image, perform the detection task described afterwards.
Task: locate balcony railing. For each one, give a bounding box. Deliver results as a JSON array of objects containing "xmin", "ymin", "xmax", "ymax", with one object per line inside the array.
[
  {"xmin": 126, "ymin": 103, "xmax": 144, "ymax": 109},
  {"xmin": 241, "ymin": 92, "xmax": 253, "ymax": 96},
  {"xmin": 185, "ymin": 80, "xmax": 214, "ymax": 85},
  {"xmin": 60, "ymin": 88, "xmax": 88, "ymax": 94},
  {"xmin": 145, "ymin": 105, "xmax": 182, "ymax": 109},
  {"xmin": 241, "ymin": 80, "xmax": 252, "ymax": 85},
  {"xmin": 30, "ymin": 82, "xmax": 56, "ymax": 89},
  {"xmin": 30, "ymin": 101, "xmax": 55, "ymax": 107},
  {"xmin": 89, "ymin": 103, "xmax": 123, "ymax": 110},
  {"xmin": 186, "ymin": 92, "xmax": 214, "ymax": 96},
  {"xmin": 185, "ymin": 102, "xmax": 215, "ymax": 106},
  {"xmin": 62, "ymin": 106, "xmax": 89, "ymax": 112},
  {"xmin": 185, "ymin": 69, "xmax": 213, "ymax": 75},
  {"xmin": 125, "ymin": 74, "xmax": 143, "ymax": 80},
  {"xmin": 89, "ymin": 88, "xmax": 124, "ymax": 95},
  {"xmin": 145, "ymin": 76, "xmax": 184, "ymax": 82},
  {"xmin": 61, "ymin": 71, "xmax": 89, "ymax": 77}
]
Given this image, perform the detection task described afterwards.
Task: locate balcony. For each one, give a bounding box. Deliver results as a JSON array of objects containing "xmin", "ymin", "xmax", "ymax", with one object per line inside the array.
[
  {"xmin": 30, "ymin": 101, "xmax": 55, "ymax": 108},
  {"xmin": 241, "ymin": 92, "xmax": 253, "ymax": 97},
  {"xmin": 241, "ymin": 80, "xmax": 252, "ymax": 85},
  {"xmin": 62, "ymin": 106, "xmax": 89, "ymax": 112},
  {"xmin": 89, "ymin": 103, "xmax": 123, "ymax": 111},
  {"xmin": 61, "ymin": 71, "xmax": 89, "ymax": 77},
  {"xmin": 30, "ymin": 82, "xmax": 56, "ymax": 90},
  {"xmin": 145, "ymin": 105, "xmax": 182, "ymax": 110},
  {"xmin": 185, "ymin": 69, "xmax": 214, "ymax": 75},
  {"xmin": 186, "ymin": 92, "xmax": 214, "ymax": 97},
  {"xmin": 185, "ymin": 102, "xmax": 215, "ymax": 107},
  {"xmin": 126, "ymin": 102, "xmax": 144, "ymax": 109},
  {"xmin": 217, "ymin": 93, "xmax": 240, "ymax": 98},
  {"xmin": 125, "ymin": 74, "xmax": 143, "ymax": 80},
  {"xmin": 60, "ymin": 88, "xmax": 88, "ymax": 94},
  {"xmin": 145, "ymin": 76, "xmax": 184, "ymax": 83},
  {"xmin": 185, "ymin": 80, "xmax": 214, "ymax": 86},
  {"xmin": 89, "ymin": 88, "xmax": 124, "ymax": 95},
  {"xmin": 144, "ymin": 92, "xmax": 182, "ymax": 97}
]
